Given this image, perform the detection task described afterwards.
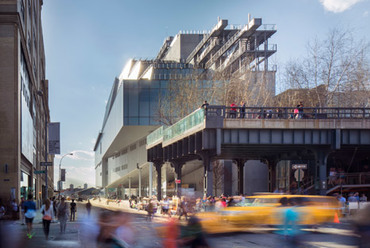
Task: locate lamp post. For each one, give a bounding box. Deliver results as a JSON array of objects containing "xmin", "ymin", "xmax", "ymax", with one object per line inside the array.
[{"xmin": 59, "ymin": 152, "xmax": 73, "ymax": 191}]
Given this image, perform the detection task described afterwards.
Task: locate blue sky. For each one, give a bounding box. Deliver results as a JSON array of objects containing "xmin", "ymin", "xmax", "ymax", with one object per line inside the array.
[{"xmin": 41, "ymin": 0, "xmax": 369, "ymax": 188}]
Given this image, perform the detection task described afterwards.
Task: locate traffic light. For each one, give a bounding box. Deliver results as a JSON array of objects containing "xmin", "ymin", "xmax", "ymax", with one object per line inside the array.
[{"xmin": 61, "ymin": 169, "xmax": 66, "ymax": 181}]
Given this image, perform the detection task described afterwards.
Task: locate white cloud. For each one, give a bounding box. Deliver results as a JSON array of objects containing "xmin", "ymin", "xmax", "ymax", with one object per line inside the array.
[
  {"xmin": 70, "ymin": 150, "xmax": 95, "ymax": 162},
  {"xmin": 319, "ymin": 0, "xmax": 364, "ymax": 13}
]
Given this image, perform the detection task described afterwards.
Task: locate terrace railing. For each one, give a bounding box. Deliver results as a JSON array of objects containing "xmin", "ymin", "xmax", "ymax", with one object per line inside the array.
[{"xmin": 206, "ymin": 106, "xmax": 370, "ymax": 119}]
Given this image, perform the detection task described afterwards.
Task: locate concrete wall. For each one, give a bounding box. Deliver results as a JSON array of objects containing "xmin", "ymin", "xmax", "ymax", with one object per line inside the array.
[
  {"xmin": 0, "ymin": 23, "xmax": 20, "ymax": 201},
  {"xmin": 181, "ymin": 165, "xmax": 204, "ymax": 198},
  {"xmin": 164, "ymin": 34, "xmax": 202, "ymax": 62}
]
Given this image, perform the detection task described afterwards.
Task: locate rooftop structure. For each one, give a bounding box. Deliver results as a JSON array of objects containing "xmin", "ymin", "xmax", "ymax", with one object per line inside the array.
[{"xmin": 95, "ymin": 17, "xmax": 277, "ymax": 193}]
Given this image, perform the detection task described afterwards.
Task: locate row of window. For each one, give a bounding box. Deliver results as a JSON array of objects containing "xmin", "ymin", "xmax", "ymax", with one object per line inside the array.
[{"xmin": 114, "ymin": 164, "xmax": 128, "ymax": 172}]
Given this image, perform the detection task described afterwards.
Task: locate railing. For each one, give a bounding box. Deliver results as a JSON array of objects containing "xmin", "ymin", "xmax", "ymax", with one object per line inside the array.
[
  {"xmin": 163, "ymin": 108, "xmax": 205, "ymax": 142},
  {"xmin": 146, "ymin": 126, "xmax": 163, "ymax": 147},
  {"xmin": 206, "ymin": 106, "xmax": 370, "ymax": 119}
]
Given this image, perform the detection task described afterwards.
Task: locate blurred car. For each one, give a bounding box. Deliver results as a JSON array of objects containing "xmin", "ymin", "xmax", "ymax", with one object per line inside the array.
[{"xmin": 196, "ymin": 194, "xmax": 341, "ymax": 234}]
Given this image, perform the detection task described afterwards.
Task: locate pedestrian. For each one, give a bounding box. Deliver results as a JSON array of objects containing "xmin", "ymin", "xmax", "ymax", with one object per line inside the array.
[
  {"xmin": 298, "ymin": 102, "xmax": 304, "ymax": 119},
  {"xmin": 178, "ymin": 216, "xmax": 210, "ymax": 248},
  {"xmin": 57, "ymin": 197, "xmax": 69, "ymax": 233},
  {"xmin": 11, "ymin": 199, "xmax": 18, "ymax": 220},
  {"xmin": 52, "ymin": 197, "xmax": 58, "ymax": 219},
  {"xmin": 201, "ymin": 100, "xmax": 209, "ymax": 109},
  {"xmin": 41, "ymin": 199, "xmax": 54, "ymax": 240},
  {"xmin": 294, "ymin": 105, "xmax": 300, "ymax": 119},
  {"xmin": 0, "ymin": 199, "xmax": 5, "ymax": 220},
  {"xmin": 146, "ymin": 200, "xmax": 154, "ymax": 221},
  {"xmin": 24, "ymin": 194, "xmax": 36, "ymax": 239},
  {"xmin": 229, "ymin": 102, "xmax": 237, "ymax": 118},
  {"xmin": 178, "ymin": 197, "xmax": 188, "ymax": 220},
  {"xmin": 86, "ymin": 199, "xmax": 92, "ymax": 217},
  {"xmin": 360, "ymin": 194, "xmax": 367, "ymax": 202},
  {"xmin": 162, "ymin": 197, "xmax": 171, "ymax": 217},
  {"xmin": 70, "ymin": 199, "xmax": 77, "ymax": 221},
  {"xmin": 239, "ymin": 101, "xmax": 246, "ymax": 118},
  {"xmin": 20, "ymin": 196, "xmax": 25, "ymax": 225}
]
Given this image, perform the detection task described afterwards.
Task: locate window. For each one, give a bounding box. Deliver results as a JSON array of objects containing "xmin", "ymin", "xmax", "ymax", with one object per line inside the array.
[
  {"xmin": 139, "ymin": 138, "xmax": 146, "ymax": 146},
  {"xmin": 20, "ymin": 1, "xmax": 25, "ymax": 22},
  {"xmin": 130, "ymin": 144, "xmax": 136, "ymax": 151}
]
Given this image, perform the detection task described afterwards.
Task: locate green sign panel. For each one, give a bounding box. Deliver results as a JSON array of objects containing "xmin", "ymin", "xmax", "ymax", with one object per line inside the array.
[{"xmin": 34, "ymin": 170, "xmax": 45, "ymax": 174}]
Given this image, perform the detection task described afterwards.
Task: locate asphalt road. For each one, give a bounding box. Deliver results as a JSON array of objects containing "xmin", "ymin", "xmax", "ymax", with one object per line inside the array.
[{"xmin": 1, "ymin": 201, "xmax": 361, "ymax": 248}]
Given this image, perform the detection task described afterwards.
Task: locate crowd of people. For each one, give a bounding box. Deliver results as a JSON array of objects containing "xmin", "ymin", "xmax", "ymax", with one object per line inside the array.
[
  {"xmin": 0, "ymin": 194, "xmax": 87, "ymax": 240},
  {"xmin": 201, "ymin": 100, "xmax": 315, "ymax": 120}
]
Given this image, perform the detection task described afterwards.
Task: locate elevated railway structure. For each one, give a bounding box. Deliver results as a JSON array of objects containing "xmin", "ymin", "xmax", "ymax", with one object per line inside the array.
[{"xmin": 147, "ymin": 106, "xmax": 370, "ymax": 199}]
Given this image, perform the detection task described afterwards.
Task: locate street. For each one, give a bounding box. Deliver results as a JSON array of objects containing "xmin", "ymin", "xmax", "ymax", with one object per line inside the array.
[{"xmin": 0, "ymin": 201, "xmax": 362, "ymax": 248}]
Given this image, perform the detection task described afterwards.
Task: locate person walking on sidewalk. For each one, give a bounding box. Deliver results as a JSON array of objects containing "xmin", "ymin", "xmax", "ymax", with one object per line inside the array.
[
  {"xmin": 86, "ymin": 199, "xmax": 92, "ymax": 217},
  {"xmin": 40, "ymin": 199, "xmax": 54, "ymax": 240},
  {"xmin": 20, "ymin": 197, "xmax": 25, "ymax": 225},
  {"xmin": 24, "ymin": 194, "xmax": 36, "ymax": 239},
  {"xmin": 57, "ymin": 197, "xmax": 69, "ymax": 233},
  {"xmin": 70, "ymin": 199, "xmax": 77, "ymax": 221}
]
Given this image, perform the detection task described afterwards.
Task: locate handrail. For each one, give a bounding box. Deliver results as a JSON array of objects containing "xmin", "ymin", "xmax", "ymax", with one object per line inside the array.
[
  {"xmin": 206, "ymin": 106, "xmax": 370, "ymax": 119},
  {"xmin": 146, "ymin": 126, "xmax": 164, "ymax": 147},
  {"xmin": 163, "ymin": 108, "xmax": 205, "ymax": 143}
]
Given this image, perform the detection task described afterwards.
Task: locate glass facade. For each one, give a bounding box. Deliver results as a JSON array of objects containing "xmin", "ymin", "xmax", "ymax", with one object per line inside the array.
[{"xmin": 123, "ymin": 79, "xmax": 168, "ymax": 126}]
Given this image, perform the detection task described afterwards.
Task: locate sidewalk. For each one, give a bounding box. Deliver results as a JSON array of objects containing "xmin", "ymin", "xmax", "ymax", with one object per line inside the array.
[
  {"xmin": 89, "ymin": 198, "xmax": 167, "ymax": 218},
  {"xmin": 1, "ymin": 211, "xmax": 80, "ymax": 248}
]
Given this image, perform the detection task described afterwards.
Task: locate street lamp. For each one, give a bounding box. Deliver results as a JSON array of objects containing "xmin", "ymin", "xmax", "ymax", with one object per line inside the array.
[{"xmin": 59, "ymin": 152, "xmax": 73, "ymax": 192}]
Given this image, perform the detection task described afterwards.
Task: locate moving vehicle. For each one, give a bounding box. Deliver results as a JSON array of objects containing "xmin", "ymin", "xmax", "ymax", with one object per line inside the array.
[{"xmin": 196, "ymin": 194, "xmax": 341, "ymax": 234}]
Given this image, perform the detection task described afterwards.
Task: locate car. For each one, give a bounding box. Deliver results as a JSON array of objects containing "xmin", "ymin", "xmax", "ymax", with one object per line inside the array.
[{"xmin": 196, "ymin": 194, "xmax": 341, "ymax": 234}]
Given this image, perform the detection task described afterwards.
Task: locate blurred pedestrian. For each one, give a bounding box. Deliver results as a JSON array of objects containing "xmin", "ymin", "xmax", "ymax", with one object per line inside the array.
[
  {"xmin": 162, "ymin": 197, "xmax": 171, "ymax": 217},
  {"xmin": 96, "ymin": 210, "xmax": 134, "ymax": 248},
  {"xmin": 70, "ymin": 199, "xmax": 77, "ymax": 221},
  {"xmin": 86, "ymin": 199, "xmax": 92, "ymax": 217},
  {"xmin": 163, "ymin": 218, "xmax": 179, "ymax": 248},
  {"xmin": 24, "ymin": 194, "xmax": 36, "ymax": 239},
  {"xmin": 52, "ymin": 197, "xmax": 58, "ymax": 219},
  {"xmin": 179, "ymin": 216, "xmax": 209, "ymax": 248},
  {"xmin": 41, "ymin": 199, "xmax": 54, "ymax": 240},
  {"xmin": 0, "ymin": 199, "xmax": 5, "ymax": 219},
  {"xmin": 11, "ymin": 199, "xmax": 18, "ymax": 220},
  {"xmin": 360, "ymin": 194, "xmax": 367, "ymax": 202},
  {"xmin": 352, "ymin": 205, "xmax": 370, "ymax": 247},
  {"xmin": 146, "ymin": 200, "xmax": 154, "ymax": 221},
  {"xmin": 20, "ymin": 197, "xmax": 25, "ymax": 225},
  {"xmin": 178, "ymin": 197, "xmax": 188, "ymax": 220},
  {"xmin": 57, "ymin": 197, "xmax": 69, "ymax": 233},
  {"xmin": 277, "ymin": 197, "xmax": 301, "ymax": 247}
]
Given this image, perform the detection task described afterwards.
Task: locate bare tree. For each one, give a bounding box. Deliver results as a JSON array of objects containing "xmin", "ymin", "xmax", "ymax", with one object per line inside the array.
[
  {"xmin": 155, "ymin": 68, "xmax": 276, "ymax": 125},
  {"xmin": 283, "ymin": 28, "xmax": 370, "ymax": 107}
]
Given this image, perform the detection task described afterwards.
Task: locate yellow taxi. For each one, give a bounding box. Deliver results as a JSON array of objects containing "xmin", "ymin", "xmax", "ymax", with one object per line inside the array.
[{"xmin": 196, "ymin": 194, "xmax": 341, "ymax": 234}]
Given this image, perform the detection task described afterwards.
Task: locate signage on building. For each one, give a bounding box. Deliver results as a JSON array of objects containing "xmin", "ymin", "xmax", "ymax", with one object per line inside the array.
[
  {"xmin": 61, "ymin": 169, "xmax": 66, "ymax": 181},
  {"xmin": 40, "ymin": 162, "xmax": 53, "ymax": 166},
  {"xmin": 292, "ymin": 164, "xmax": 307, "ymax": 170},
  {"xmin": 34, "ymin": 170, "xmax": 45, "ymax": 174},
  {"xmin": 48, "ymin": 122, "xmax": 60, "ymax": 154},
  {"xmin": 175, "ymin": 179, "xmax": 181, "ymax": 184}
]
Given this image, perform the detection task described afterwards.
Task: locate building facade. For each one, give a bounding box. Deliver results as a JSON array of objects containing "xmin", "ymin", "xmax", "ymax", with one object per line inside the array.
[
  {"xmin": 94, "ymin": 17, "xmax": 276, "ymax": 197},
  {"xmin": 0, "ymin": 0, "xmax": 53, "ymax": 206}
]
